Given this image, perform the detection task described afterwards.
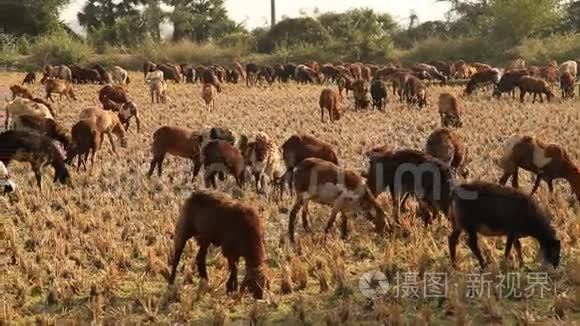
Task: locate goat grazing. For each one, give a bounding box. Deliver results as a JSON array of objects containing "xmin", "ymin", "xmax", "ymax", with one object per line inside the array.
[
  {"xmin": 66, "ymin": 119, "xmax": 100, "ymax": 171},
  {"xmin": 438, "ymin": 93, "xmax": 463, "ymax": 128},
  {"xmin": 366, "ymin": 149, "xmax": 453, "ymax": 224},
  {"xmin": 243, "ymin": 132, "xmax": 285, "ymax": 195},
  {"xmin": 4, "ymin": 98, "xmax": 54, "ymax": 130},
  {"xmin": 79, "ymin": 107, "xmax": 128, "ymax": 153},
  {"xmin": 200, "ymin": 140, "xmax": 246, "ymax": 188},
  {"xmin": 0, "ymin": 130, "xmax": 71, "ymax": 189},
  {"xmin": 404, "ymin": 75, "xmax": 428, "ymax": 108},
  {"xmin": 11, "ymin": 115, "xmax": 70, "ymax": 148},
  {"xmin": 45, "ymin": 79, "xmax": 76, "ymax": 102},
  {"xmin": 288, "ymin": 158, "xmax": 388, "ymax": 242},
  {"xmin": 319, "ymin": 88, "xmax": 341, "ymax": 122},
  {"xmin": 448, "ymin": 181, "xmax": 561, "ymax": 269},
  {"xmin": 498, "ymin": 135, "xmax": 579, "ymax": 202},
  {"xmin": 518, "ymin": 76, "xmax": 554, "ymax": 103},
  {"xmin": 167, "ymin": 191, "xmax": 267, "ymax": 298},
  {"xmin": 425, "ymin": 128, "xmax": 469, "ymax": 178},
  {"xmin": 370, "ymin": 79, "xmax": 388, "ymax": 111}
]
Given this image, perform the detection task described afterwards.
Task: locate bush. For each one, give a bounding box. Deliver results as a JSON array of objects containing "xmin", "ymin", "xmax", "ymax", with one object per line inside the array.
[
  {"xmin": 30, "ymin": 30, "xmax": 94, "ymax": 66},
  {"xmin": 505, "ymin": 33, "xmax": 580, "ymax": 65},
  {"xmin": 399, "ymin": 36, "xmax": 504, "ymax": 65}
]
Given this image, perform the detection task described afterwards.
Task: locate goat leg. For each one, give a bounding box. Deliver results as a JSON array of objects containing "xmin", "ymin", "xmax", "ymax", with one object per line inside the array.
[
  {"xmin": 288, "ymin": 197, "xmax": 304, "ymax": 242},
  {"xmin": 226, "ymin": 257, "xmax": 238, "ymax": 293},
  {"xmin": 466, "ymin": 232, "xmax": 486, "ymax": 269},
  {"xmin": 448, "ymin": 229, "xmax": 461, "ymax": 268}
]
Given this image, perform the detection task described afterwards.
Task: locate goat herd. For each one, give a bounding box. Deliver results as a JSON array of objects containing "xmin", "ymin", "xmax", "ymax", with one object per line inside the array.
[{"xmin": 1, "ymin": 57, "xmax": 578, "ymax": 300}]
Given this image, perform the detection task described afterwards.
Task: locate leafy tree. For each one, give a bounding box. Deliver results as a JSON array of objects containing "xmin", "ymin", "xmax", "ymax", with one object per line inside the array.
[
  {"xmin": 489, "ymin": 0, "xmax": 561, "ymax": 42},
  {"xmin": 561, "ymin": 0, "xmax": 580, "ymax": 32},
  {"xmin": 164, "ymin": 0, "xmax": 243, "ymax": 42},
  {"xmin": 257, "ymin": 17, "xmax": 330, "ymax": 53},
  {"xmin": 0, "ymin": 0, "xmax": 70, "ymax": 36}
]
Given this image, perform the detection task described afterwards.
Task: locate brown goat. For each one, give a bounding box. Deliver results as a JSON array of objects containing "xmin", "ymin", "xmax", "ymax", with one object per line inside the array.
[
  {"xmin": 10, "ymin": 85, "xmax": 34, "ymax": 100},
  {"xmin": 404, "ymin": 76, "xmax": 428, "ymax": 108},
  {"xmin": 12, "ymin": 115, "xmax": 70, "ymax": 148},
  {"xmin": 66, "ymin": 119, "xmax": 101, "ymax": 171},
  {"xmin": 560, "ymin": 71, "xmax": 575, "ymax": 99},
  {"xmin": 201, "ymin": 83, "xmax": 217, "ymax": 109},
  {"xmin": 498, "ymin": 135, "xmax": 579, "ymax": 202},
  {"xmin": 352, "ymin": 79, "xmax": 370, "ymax": 110},
  {"xmin": 425, "ymin": 128, "xmax": 469, "ymax": 178},
  {"xmin": 319, "ymin": 88, "xmax": 341, "ymax": 122},
  {"xmin": 98, "ymin": 85, "xmax": 129, "ymax": 105},
  {"xmin": 200, "ymin": 140, "xmax": 246, "ymax": 188},
  {"xmin": 337, "ymin": 74, "xmax": 354, "ymax": 96},
  {"xmin": 168, "ymin": 191, "xmax": 267, "ymax": 299},
  {"xmin": 280, "ymin": 134, "xmax": 339, "ymax": 197},
  {"xmin": 448, "ymin": 181, "xmax": 561, "ymax": 269},
  {"xmin": 243, "ymin": 132, "xmax": 285, "ymax": 195},
  {"xmin": 288, "ymin": 158, "xmax": 388, "ymax": 242},
  {"xmin": 45, "ymin": 79, "xmax": 76, "ymax": 102},
  {"xmin": 438, "ymin": 93, "xmax": 463, "ymax": 128},
  {"xmin": 518, "ymin": 76, "xmax": 554, "ymax": 103},
  {"xmin": 78, "ymin": 107, "xmax": 127, "ymax": 153},
  {"xmin": 118, "ymin": 102, "xmax": 141, "ymax": 132},
  {"xmin": 147, "ymin": 126, "xmax": 202, "ymax": 178}
]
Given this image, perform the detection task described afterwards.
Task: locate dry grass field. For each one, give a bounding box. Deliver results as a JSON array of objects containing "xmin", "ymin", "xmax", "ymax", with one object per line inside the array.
[{"xmin": 1, "ymin": 72, "xmax": 579, "ymax": 324}]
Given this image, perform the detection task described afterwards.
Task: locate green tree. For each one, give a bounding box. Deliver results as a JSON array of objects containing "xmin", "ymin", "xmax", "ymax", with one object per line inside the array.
[
  {"xmin": 489, "ymin": 0, "xmax": 561, "ymax": 42},
  {"xmin": 257, "ymin": 17, "xmax": 330, "ymax": 53},
  {"xmin": 164, "ymin": 0, "xmax": 243, "ymax": 42},
  {"xmin": 0, "ymin": 0, "xmax": 70, "ymax": 36}
]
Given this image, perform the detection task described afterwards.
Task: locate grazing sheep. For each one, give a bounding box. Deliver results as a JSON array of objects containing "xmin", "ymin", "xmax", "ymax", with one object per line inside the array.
[
  {"xmin": 0, "ymin": 130, "xmax": 71, "ymax": 189},
  {"xmin": 242, "ymin": 132, "xmax": 285, "ymax": 195},
  {"xmin": 10, "ymin": 85, "xmax": 34, "ymax": 100},
  {"xmin": 150, "ymin": 78, "xmax": 167, "ymax": 104},
  {"xmin": 438, "ymin": 93, "xmax": 463, "ymax": 128},
  {"xmin": 167, "ymin": 191, "xmax": 267, "ymax": 299},
  {"xmin": 201, "ymin": 140, "xmax": 246, "ymax": 188},
  {"xmin": 493, "ymin": 69, "xmax": 528, "ymax": 99},
  {"xmin": 78, "ymin": 107, "xmax": 127, "ymax": 153},
  {"xmin": 22, "ymin": 72, "xmax": 36, "ymax": 86},
  {"xmin": 366, "ymin": 149, "xmax": 453, "ymax": 224},
  {"xmin": 319, "ymin": 88, "xmax": 341, "ymax": 122},
  {"xmin": 448, "ymin": 181, "xmax": 561, "ymax": 269},
  {"xmin": 288, "ymin": 158, "xmax": 388, "ymax": 242},
  {"xmin": 352, "ymin": 79, "xmax": 370, "ymax": 110},
  {"xmin": 12, "ymin": 115, "xmax": 70, "ymax": 148},
  {"xmin": 370, "ymin": 79, "xmax": 387, "ymax": 111},
  {"xmin": 111, "ymin": 66, "xmax": 130, "ymax": 84},
  {"xmin": 4, "ymin": 98, "xmax": 54, "ymax": 130},
  {"xmin": 425, "ymin": 128, "xmax": 469, "ymax": 178},
  {"xmin": 66, "ymin": 119, "xmax": 100, "ymax": 171},
  {"xmin": 201, "ymin": 83, "xmax": 217, "ymax": 109},
  {"xmin": 518, "ymin": 76, "xmax": 554, "ymax": 103},
  {"xmin": 404, "ymin": 76, "xmax": 428, "ymax": 108},
  {"xmin": 464, "ymin": 69, "xmax": 501, "ymax": 95},
  {"xmin": 98, "ymin": 85, "xmax": 129, "ymax": 104},
  {"xmin": 560, "ymin": 71, "xmax": 575, "ymax": 99},
  {"xmin": 0, "ymin": 161, "xmax": 16, "ymax": 195},
  {"xmin": 45, "ymin": 79, "xmax": 76, "ymax": 102},
  {"xmin": 498, "ymin": 135, "xmax": 579, "ymax": 202}
]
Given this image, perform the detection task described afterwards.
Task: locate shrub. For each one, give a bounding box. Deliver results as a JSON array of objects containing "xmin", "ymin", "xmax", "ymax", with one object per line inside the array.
[
  {"xmin": 399, "ymin": 36, "xmax": 504, "ymax": 65},
  {"xmin": 30, "ymin": 30, "xmax": 93, "ymax": 66},
  {"xmin": 505, "ymin": 33, "xmax": 580, "ymax": 65}
]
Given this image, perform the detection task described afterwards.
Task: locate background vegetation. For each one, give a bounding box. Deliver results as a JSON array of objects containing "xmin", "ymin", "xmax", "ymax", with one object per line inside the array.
[{"xmin": 1, "ymin": 0, "xmax": 579, "ymax": 69}]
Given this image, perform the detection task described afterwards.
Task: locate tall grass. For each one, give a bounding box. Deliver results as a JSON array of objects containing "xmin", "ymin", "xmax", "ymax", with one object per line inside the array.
[{"xmin": 506, "ymin": 33, "xmax": 580, "ymax": 65}]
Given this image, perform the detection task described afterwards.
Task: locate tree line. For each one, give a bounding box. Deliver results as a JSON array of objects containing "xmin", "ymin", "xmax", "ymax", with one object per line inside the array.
[{"xmin": 0, "ymin": 0, "xmax": 579, "ymax": 62}]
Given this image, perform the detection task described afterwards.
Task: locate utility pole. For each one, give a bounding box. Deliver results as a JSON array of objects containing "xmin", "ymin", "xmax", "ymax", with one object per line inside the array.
[{"xmin": 271, "ymin": 0, "xmax": 276, "ymax": 26}]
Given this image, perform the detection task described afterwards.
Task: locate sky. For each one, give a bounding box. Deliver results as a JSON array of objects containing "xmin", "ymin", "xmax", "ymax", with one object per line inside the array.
[{"xmin": 61, "ymin": 0, "xmax": 451, "ymax": 34}]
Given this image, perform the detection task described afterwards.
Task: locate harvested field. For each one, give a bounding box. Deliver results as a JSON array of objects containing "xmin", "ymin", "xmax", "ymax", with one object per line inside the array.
[{"xmin": 1, "ymin": 72, "xmax": 579, "ymax": 324}]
